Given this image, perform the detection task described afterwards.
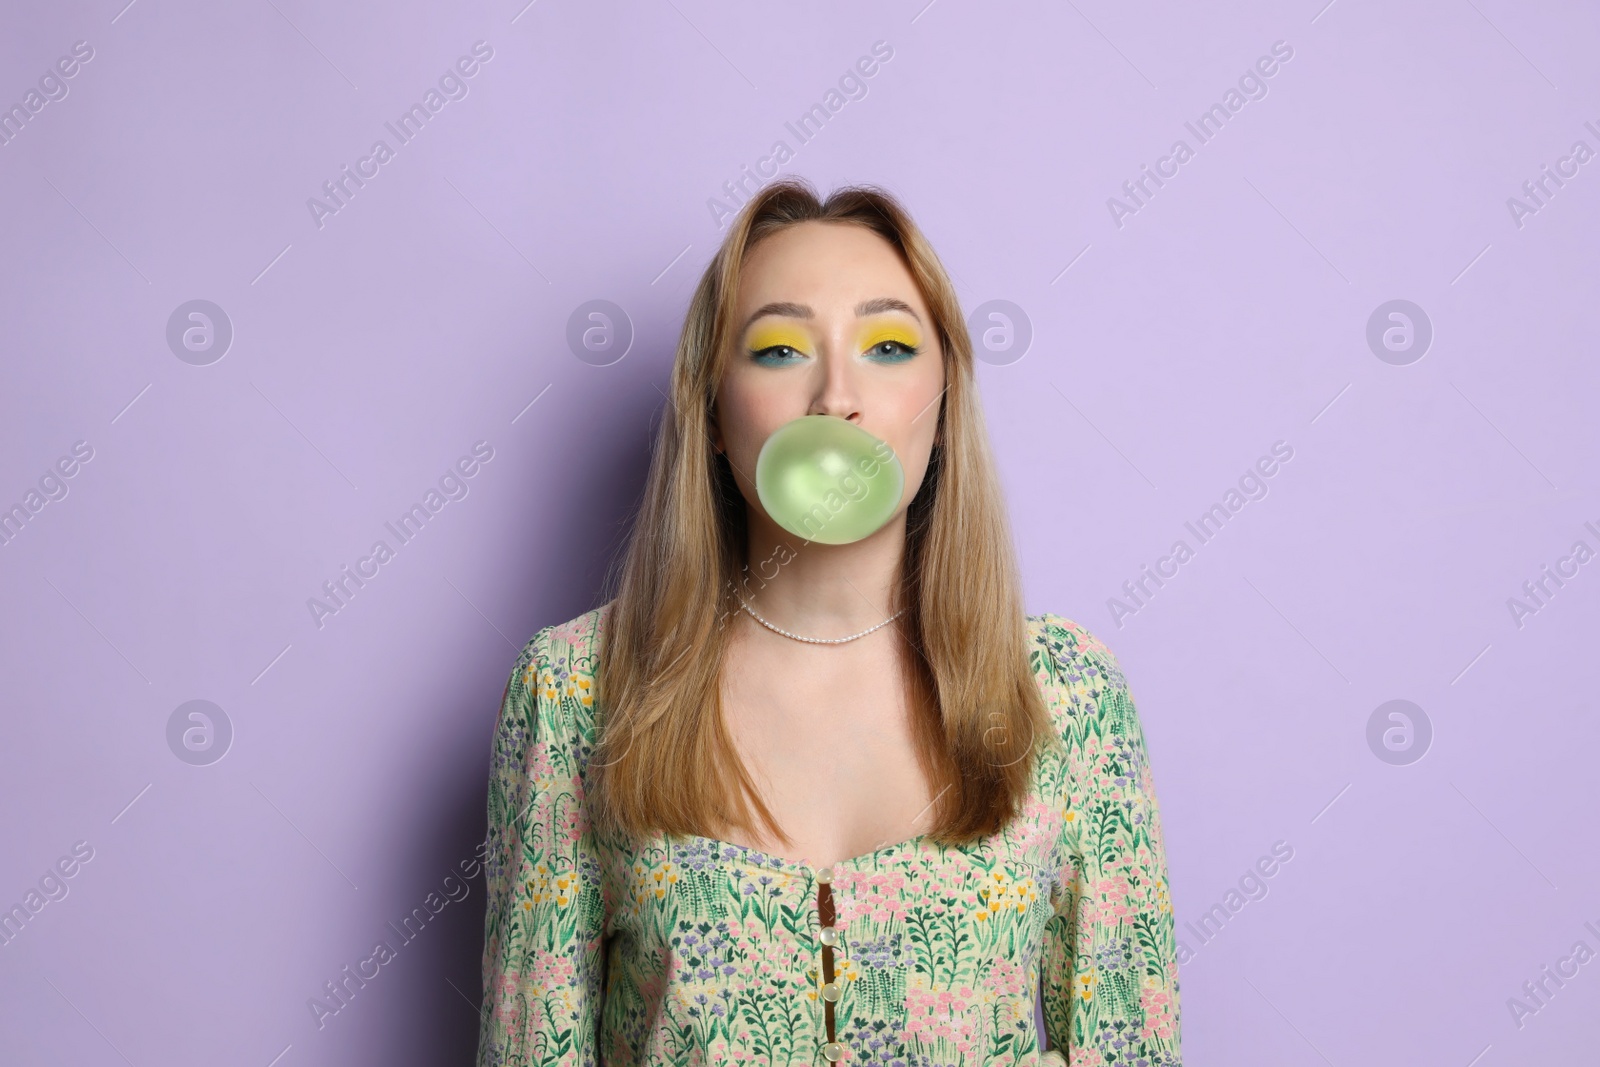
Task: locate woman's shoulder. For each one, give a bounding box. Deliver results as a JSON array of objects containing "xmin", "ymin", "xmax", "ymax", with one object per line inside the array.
[
  {"xmin": 516, "ymin": 602, "xmax": 610, "ymax": 673},
  {"xmin": 1024, "ymin": 611, "xmax": 1136, "ymax": 742},
  {"xmin": 543, "ymin": 602, "xmax": 610, "ymax": 662},
  {"xmin": 506, "ymin": 603, "xmax": 610, "ymax": 746},
  {"xmin": 1025, "ymin": 611, "xmax": 1129, "ymax": 686}
]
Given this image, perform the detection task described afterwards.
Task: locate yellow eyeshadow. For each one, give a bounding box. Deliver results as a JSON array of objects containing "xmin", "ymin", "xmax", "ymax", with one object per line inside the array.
[
  {"xmin": 746, "ymin": 324, "xmax": 812, "ymax": 352},
  {"xmin": 858, "ymin": 324, "xmax": 921, "ymax": 351}
]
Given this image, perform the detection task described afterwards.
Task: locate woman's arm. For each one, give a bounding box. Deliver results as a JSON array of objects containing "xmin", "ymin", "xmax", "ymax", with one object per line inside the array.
[
  {"xmin": 1038, "ymin": 615, "xmax": 1182, "ymax": 1065},
  {"xmin": 477, "ymin": 628, "xmax": 608, "ymax": 1067}
]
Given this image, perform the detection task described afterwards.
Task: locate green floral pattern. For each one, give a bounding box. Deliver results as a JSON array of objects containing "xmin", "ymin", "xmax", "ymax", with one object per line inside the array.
[{"xmin": 477, "ymin": 605, "xmax": 1181, "ymax": 1066}]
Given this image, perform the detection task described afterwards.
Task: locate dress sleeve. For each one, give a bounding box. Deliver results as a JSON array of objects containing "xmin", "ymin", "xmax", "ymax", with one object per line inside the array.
[
  {"xmin": 477, "ymin": 629, "xmax": 608, "ymax": 1067},
  {"xmin": 1037, "ymin": 615, "xmax": 1182, "ymax": 1066}
]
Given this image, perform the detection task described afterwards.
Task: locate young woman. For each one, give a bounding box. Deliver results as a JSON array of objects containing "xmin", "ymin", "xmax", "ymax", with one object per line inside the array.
[{"xmin": 477, "ymin": 178, "xmax": 1182, "ymax": 1066}]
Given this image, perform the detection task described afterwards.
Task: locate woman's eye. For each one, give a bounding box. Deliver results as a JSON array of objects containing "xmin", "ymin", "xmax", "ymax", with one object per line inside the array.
[
  {"xmin": 752, "ymin": 341, "xmax": 918, "ymax": 364},
  {"xmin": 869, "ymin": 340, "xmax": 918, "ymax": 361},
  {"xmin": 751, "ymin": 345, "xmax": 802, "ymax": 364}
]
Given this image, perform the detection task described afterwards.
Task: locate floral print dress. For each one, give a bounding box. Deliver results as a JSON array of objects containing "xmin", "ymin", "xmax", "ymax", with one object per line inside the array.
[{"xmin": 477, "ymin": 605, "xmax": 1182, "ymax": 1066}]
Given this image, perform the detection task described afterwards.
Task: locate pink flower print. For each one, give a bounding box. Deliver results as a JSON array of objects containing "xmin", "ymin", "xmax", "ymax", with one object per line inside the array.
[
  {"xmin": 521, "ymin": 952, "xmax": 576, "ymax": 997},
  {"xmin": 836, "ymin": 870, "xmax": 909, "ymax": 923},
  {"xmin": 1140, "ymin": 982, "xmax": 1177, "ymax": 1040},
  {"xmin": 1093, "ymin": 873, "xmax": 1133, "ymax": 919},
  {"xmin": 527, "ymin": 744, "xmax": 556, "ymax": 781},
  {"xmin": 492, "ymin": 972, "xmax": 526, "ymax": 1025},
  {"xmin": 988, "ymin": 957, "xmax": 1027, "ymax": 997},
  {"xmin": 1012, "ymin": 798, "xmax": 1058, "ymax": 855},
  {"xmin": 1069, "ymin": 1044, "xmax": 1107, "ymax": 1067},
  {"xmin": 558, "ymin": 804, "xmax": 585, "ymax": 847},
  {"xmin": 906, "ymin": 975, "xmax": 997, "ymax": 1047}
]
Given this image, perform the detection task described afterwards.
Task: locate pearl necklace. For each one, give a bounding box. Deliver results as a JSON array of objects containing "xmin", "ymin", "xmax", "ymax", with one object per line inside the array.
[{"xmin": 736, "ymin": 597, "xmax": 905, "ymax": 645}]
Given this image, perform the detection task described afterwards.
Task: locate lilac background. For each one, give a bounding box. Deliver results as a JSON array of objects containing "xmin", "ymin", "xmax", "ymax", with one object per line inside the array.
[{"xmin": 3, "ymin": 0, "xmax": 1598, "ymax": 1063}]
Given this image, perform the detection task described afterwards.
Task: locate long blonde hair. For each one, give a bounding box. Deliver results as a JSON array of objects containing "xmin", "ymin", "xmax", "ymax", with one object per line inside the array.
[{"xmin": 591, "ymin": 176, "xmax": 1054, "ymax": 848}]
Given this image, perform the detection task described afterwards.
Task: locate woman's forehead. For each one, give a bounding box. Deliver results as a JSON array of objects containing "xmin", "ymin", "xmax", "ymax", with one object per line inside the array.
[{"xmin": 736, "ymin": 228, "xmax": 926, "ymax": 324}]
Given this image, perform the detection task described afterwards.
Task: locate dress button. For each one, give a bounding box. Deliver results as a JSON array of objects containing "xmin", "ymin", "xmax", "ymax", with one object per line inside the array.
[
  {"xmin": 816, "ymin": 865, "xmax": 834, "ymax": 884},
  {"xmin": 819, "ymin": 926, "xmax": 839, "ymax": 947},
  {"xmin": 822, "ymin": 1041, "xmax": 845, "ymax": 1061},
  {"xmin": 822, "ymin": 980, "xmax": 841, "ymax": 1002}
]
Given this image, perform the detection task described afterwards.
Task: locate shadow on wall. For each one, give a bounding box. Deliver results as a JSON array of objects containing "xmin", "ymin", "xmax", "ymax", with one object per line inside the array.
[{"xmin": 367, "ymin": 376, "xmax": 658, "ymax": 1064}]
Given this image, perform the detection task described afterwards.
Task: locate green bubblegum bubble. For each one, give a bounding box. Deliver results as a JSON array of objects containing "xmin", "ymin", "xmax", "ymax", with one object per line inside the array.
[{"xmin": 755, "ymin": 414, "xmax": 905, "ymax": 545}]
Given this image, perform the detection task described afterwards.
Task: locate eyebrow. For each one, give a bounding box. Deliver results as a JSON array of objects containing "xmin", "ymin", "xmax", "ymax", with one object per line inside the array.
[{"xmin": 741, "ymin": 297, "xmax": 922, "ymax": 334}]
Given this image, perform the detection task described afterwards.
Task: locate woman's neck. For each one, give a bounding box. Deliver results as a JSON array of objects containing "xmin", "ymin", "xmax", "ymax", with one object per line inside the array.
[{"xmin": 732, "ymin": 511, "xmax": 908, "ymax": 636}]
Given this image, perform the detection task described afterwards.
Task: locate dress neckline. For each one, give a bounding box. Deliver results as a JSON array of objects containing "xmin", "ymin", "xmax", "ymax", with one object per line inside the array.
[{"xmin": 670, "ymin": 830, "xmax": 933, "ymax": 875}]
